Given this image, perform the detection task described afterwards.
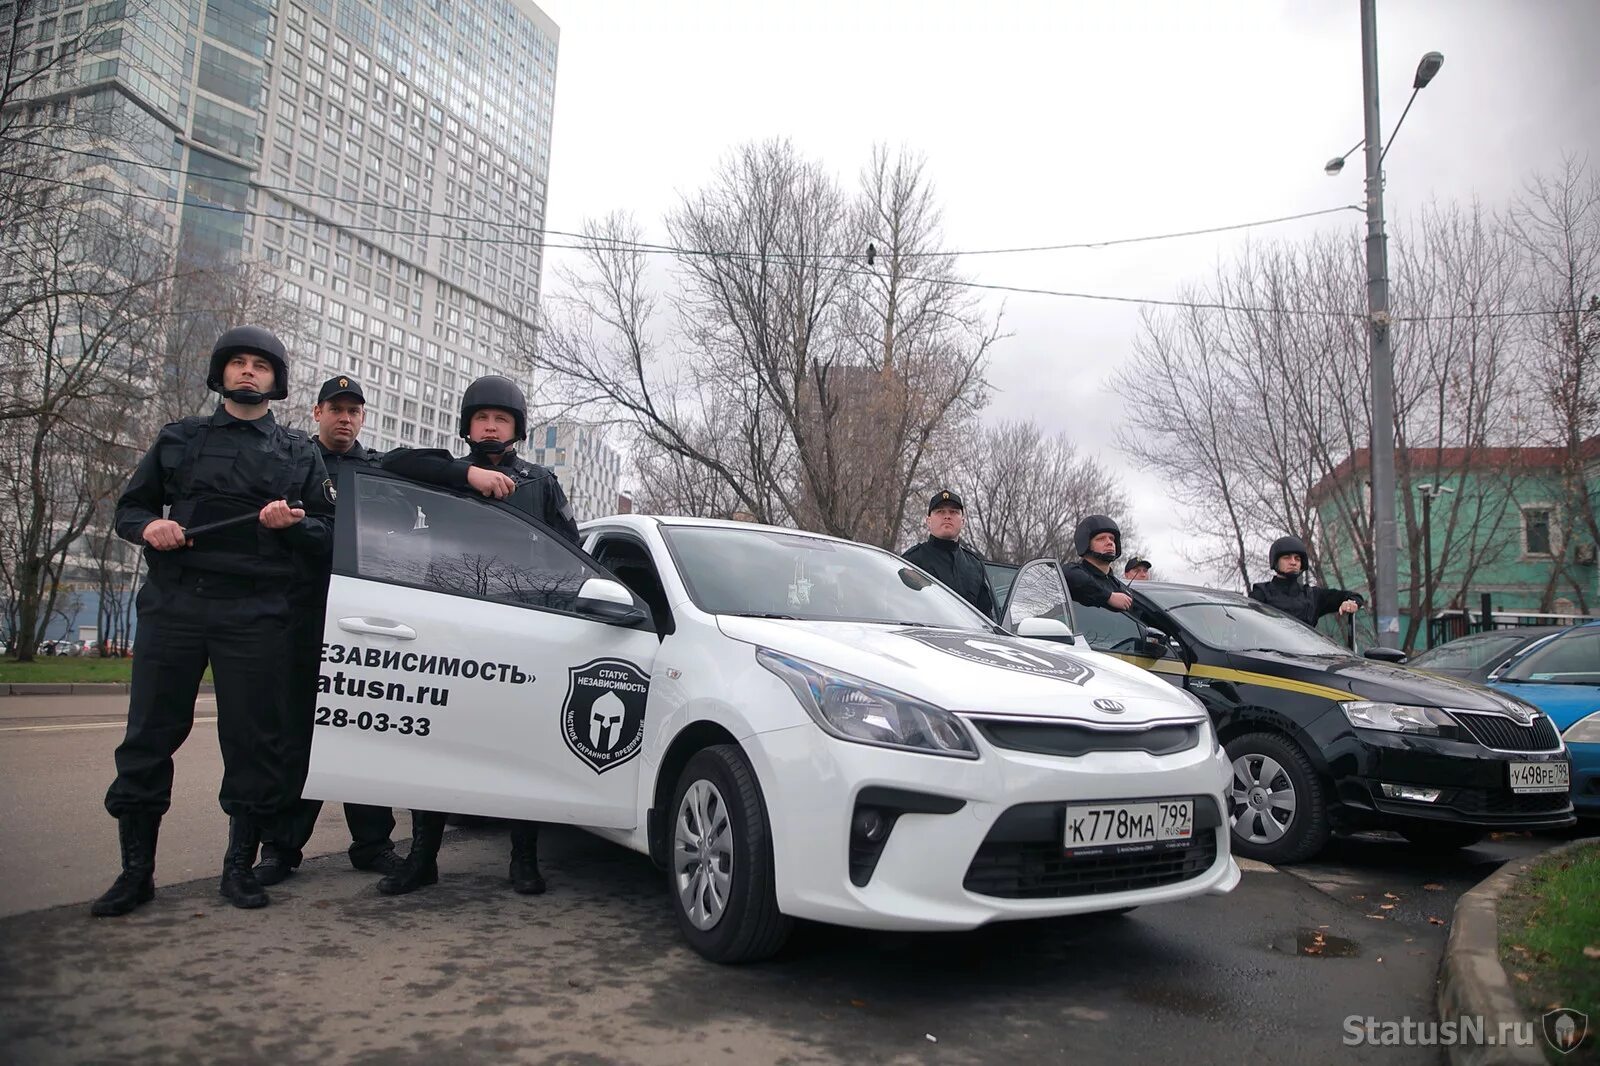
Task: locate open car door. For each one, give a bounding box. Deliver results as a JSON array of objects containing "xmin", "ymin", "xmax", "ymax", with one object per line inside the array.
[
  {"xmin": 304, "ymin": 466, "xmax": 659, "ymax": 829},
  {"xmin": 999, "ymin": 557, "xmax": 1080, "ymax": 644}
]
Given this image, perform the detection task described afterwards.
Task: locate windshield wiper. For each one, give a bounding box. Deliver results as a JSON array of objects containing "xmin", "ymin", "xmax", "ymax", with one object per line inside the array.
[{"xmin": 729, "ymin": 612, "xmax": 802, "ymax": 620}]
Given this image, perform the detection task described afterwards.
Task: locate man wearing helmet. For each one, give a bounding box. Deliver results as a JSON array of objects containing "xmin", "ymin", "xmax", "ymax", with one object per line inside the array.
[
  {"xmin": 1065, "ymin": 514, "xmax": 1134, "ymax": 612},
  {"xmin": 94, "ymin": 327, "xmax": 334, "ymax": 917},
  {"xmin": 1248, "ymin": 535, "xmax": 1364, "ymax": 628},
  {"xmin": 377, "ymin": 373, "xmax": 578, "ymax": 897}
]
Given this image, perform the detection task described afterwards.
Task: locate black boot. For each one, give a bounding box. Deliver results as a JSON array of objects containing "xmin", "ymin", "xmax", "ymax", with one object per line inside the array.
[
  {"xmin": 508, "ymin": 822, "xmax": 546, "ymax": 895},
  {"xmin": 254, "ymin": 841, "xmax": 302, "ymax": 887},
  {"xmin": 378, "ymin": 813, "xmax": 444, "ymax": 896},
  {"xmin": 219, "ymin": 818, "xmax": 269, "ymax": 909},
  {"xmin": 90, "ymin": 814, "xmax": 161, "ymax": 917}
]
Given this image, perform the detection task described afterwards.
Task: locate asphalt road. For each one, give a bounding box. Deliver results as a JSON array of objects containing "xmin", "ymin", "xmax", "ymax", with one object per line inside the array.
[{"xmin": 0, "ymin": 692, "xmax": 1566, "ymax": 1065}]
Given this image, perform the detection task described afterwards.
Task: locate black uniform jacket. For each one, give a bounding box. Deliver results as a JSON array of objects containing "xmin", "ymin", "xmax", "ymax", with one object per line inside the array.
[
  {"xmin": 1064, "ymin": 558, "xmax": 1127, "ymax": 610},
  {"xmin": 115, "ymin": 407, "xmax": 333, "ymax": 579},
  {"xmin": 1248, "ymin": 574, "xmax": 1365, "ymax": 628},
  {"xmin": 902, "ymin": 536, "xmax": 998, "ymax": 620},
  {"xmin": 380, "ymin": 447, "xmax": 580, "ymax": 545}
]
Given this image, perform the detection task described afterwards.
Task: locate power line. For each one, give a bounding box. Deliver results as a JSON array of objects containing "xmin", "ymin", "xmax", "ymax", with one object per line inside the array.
[
  {"xmin": 1, "ymin": 168, "xmax": 1584, "ymax": 324},
  {"xmin": 18, "ymin": 138, "xmax": 1362, "ymax": 260}
]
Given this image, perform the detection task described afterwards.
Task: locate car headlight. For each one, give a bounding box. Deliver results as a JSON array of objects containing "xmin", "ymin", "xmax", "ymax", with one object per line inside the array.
[
  {"xmin": 1341, "ymin": 701, "xmax": 1457, "ymax": 736},
  {"xmin": 1563, "ymin": 712, "xmax": 1600, "ymax": 745},
  {"xmin": 756, "ymin": 649, "xmax": 978, "ymax": 759}
]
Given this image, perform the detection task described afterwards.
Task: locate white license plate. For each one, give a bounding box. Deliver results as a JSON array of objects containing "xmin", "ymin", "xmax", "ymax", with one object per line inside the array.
[
  {"xmin": 1064, "ymin": 799, "xmax": 1194, "ymax": 856},
  {"xmin": 1509, "ymin": 761, "xmax": 1570, "ymax": 794}
]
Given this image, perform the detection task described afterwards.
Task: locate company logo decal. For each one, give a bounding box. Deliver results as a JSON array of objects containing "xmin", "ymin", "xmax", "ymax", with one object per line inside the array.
[
  {"xmin": 897, "ymin": 629, "xmax": 1095, "ymax": 686},
  {"xmin": 561, "ymin": 658, "xmax": 650, "ymax": 774}
]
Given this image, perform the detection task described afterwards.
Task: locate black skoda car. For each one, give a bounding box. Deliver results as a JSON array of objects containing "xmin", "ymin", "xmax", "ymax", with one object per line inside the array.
[{"xmin": 992, "ymin": 563, "xmax": 1575, "ymax": 864}]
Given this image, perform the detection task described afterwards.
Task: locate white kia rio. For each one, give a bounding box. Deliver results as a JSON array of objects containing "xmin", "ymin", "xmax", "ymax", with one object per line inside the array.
[{"xmin": 306, "ymin": 467, "xmax": 1240, "ymax": 962}]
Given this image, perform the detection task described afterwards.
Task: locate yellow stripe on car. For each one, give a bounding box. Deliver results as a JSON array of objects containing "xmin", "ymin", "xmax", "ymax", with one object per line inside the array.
[{"xmin": 1106, "ymin": 654, "xmax": 1351, "ymax": 703}]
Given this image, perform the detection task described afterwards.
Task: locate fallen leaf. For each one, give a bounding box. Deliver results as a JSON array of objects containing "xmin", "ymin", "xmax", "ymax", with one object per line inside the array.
[
  {"xmin": 1510, "ymin": 944, "xmax": 1530, "ymax": 955},
  {"xmin": 850, "ymin": 1000, "xmax": 866, "ymax": 1008},
  {"xmin": 926, "ymin": 1035, "xmax": 938, "ymax": 1044},
  {"xmin": 1583, "ymin": 946, "xmax": 1600, "ymax": 960},
  {"xmin": 1422, "ymin": 883, "xmax": 1444, "ymax": 891},
  {"xmin": 1515, "ymin": 972, "xmax": 1532, "ymax": 983},
  {"xmin": 1350, "ymin": 894, "xmax": 1366, "ymax": 901},
  {"xmin": 1380, "ymin": 903, "xmax": 1396, "ymax": 910},
  {"xmin": 1318, "ymin": 925, "xmax": 1330, "ymax": 930},
  {"xmin": 1376, "ymin": 956, "xmax": 1384, "ymax": 963},
  {"xmin": 1384, "ymin": 892, "xmax": 1400, "ymax": 900},
  {"xmin": 1405, "ymin": 938, "xmax": 1416, "ymax": 943},
  {"xmin": 1427, "ymin": 917, "xmax": 1446, "ymax": 925},
  {"xmin": 1366, "ymin": 913, "xmax": 1387, "ymax": 920}
]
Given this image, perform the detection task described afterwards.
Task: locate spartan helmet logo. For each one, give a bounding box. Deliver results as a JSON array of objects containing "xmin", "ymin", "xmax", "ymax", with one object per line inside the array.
[
  {"xmin": 338, "ymin": 377, "xmax": 349, "ymax": 388},
  {"xmin": 588, "ymin": 691, "xmax": 626, "ymax": 752},
  {"xmin": 1543, "ymin": 1008, "xmax": 1588, "ymax": 1055},
  {"xmin": 562, "ymin": 658, "xmax": 650, "ymax": 774}
]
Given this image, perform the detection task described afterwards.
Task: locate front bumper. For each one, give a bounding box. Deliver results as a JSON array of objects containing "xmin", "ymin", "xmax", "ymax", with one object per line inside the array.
[
  {"xmin": 1568, "ymin": 742, "xmax": 1600, "ymax": 817},
  {"xmin": 1326, "ymin": 728, "xmax": 1576, "ymax": 830},
  {"xmin": 749, "ymin": 720, "xmax": 1240, "ymax": 932}
]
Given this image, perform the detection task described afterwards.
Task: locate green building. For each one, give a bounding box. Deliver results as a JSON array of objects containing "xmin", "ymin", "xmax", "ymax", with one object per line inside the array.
[{"xmin": 1308, "ymin": 436, "xmax": 1599, "ymax": 649}]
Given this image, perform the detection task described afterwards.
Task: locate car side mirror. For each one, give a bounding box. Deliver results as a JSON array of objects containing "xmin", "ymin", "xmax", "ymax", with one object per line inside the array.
[
  {"xmin": 1141, "ymin": 627, "xmax": 1175, "ymax": 655},
  {"xmin": 576, "ymin": 577, "xmax": 649, "ymax": 626},
  {"xmin": 1363, "ymin": 646, "xmax": 1408, "ymax": 664},
  {"xmin": 1015, "ymin": 617, "xmax": 1074, "ymax": 642}
]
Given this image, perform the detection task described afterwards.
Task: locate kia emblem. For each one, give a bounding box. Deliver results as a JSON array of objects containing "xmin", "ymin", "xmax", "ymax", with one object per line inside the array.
[{"xmin": 1094, "ymin": 698, "xmax": 1126, "ymax": 714}]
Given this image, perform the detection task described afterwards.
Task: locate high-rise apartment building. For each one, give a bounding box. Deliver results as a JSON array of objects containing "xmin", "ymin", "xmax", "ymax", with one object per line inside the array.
[
  {"xmin": 528, "ymin": 421, "xmax": 622, "ymax": 522},
  {"xmin": 4, "ymin": 0, "xmax": 560, "ymax": 451}
]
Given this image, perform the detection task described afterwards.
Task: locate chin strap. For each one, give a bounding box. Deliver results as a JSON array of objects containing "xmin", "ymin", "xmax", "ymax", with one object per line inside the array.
[
  {"xmin": 468, "ymin": 438, "xmax": 515, "ymax": 461},
  {"xmin": 220, "ymin": 388, "xmax": 267, "ymax": 405},
  {"xmin": 1087, "ymin": 549, "xmax": 1120, "ymax": 564}
]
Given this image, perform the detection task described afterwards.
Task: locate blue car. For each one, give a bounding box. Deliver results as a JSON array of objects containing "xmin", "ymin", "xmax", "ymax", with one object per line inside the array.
[{"xmin": 1489, "ymin": 621, "xmax": 1600, "ymax": 819}]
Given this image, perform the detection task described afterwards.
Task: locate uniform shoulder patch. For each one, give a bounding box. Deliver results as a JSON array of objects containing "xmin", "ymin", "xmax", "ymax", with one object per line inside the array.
[{"xmin": 322, "ymin": 478, "xmax": 337, "ymax": 504}]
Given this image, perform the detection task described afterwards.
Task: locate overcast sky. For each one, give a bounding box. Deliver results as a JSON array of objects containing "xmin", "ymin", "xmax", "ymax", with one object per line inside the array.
[{"xmin": 531, "ymin": 0, "xmax": 1600, "ymax": 579}]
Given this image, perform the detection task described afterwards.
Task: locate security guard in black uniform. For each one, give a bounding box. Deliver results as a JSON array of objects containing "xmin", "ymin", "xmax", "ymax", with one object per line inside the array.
[
  {"xmin": 1248, "ymin": 535, "xmax": 1364, "ymax": 628},
  {"xmin": 1064, "ymin": 513, "xmax": 1134, "ymax": 612},
  {"xmin": 902, "ymin": 489, "xmax": 998, "ymax": 620},
  {"xmin": 377, "ymin": 374, "xmax": 579, "ymax": 897},
  {"xmin": 255, "ymin": 376, "xmax": 402, "ymax": 886},
  {"xmin": 94, "ymin": 327, "xmax": 333, "ymax": 915}
]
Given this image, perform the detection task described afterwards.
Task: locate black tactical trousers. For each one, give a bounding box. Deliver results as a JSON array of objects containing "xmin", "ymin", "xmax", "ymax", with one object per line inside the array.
[
  {"xmin": 277, "ymin": 597, "xmax": 396, "ymax": 864},
  {"xmin": 105, "ymin": 572, "xmax": 293, "ymax": 823}
]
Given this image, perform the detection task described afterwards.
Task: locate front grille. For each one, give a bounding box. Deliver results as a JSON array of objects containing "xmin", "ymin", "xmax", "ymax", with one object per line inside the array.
[
  {"xmin": 1454, "ymin": 711, "xmax": 1560, "ymax": 752},
  {"xmin": 963, "ymin": 797, "xmax": 1221, "ymax": 899},
  {"xmin": 1446, "ymin": 788, "xmax": 1572, "ymax": 816},
  {"xmin": 972, "ymin": 719, "xmax": 1199, "ymax": 758}
]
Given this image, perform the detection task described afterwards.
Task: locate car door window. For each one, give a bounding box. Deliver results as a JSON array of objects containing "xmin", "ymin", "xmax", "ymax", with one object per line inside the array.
[
  {"xmin": 1075, "ymin": 603, "xmax": 1145, "ymax": 652},
  {"xmin": 1003, "ymin": 559, "xmax": 1074, "ymax": 633},
  {"xmin": 353, "ymin": 475, "xmax": 600, "ymax": 614}
]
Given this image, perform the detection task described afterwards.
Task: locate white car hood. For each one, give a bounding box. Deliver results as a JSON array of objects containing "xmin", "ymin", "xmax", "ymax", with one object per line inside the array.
[{"xmin": 717, "ymin": 617, "xmax": 1203, "ymax": 727}]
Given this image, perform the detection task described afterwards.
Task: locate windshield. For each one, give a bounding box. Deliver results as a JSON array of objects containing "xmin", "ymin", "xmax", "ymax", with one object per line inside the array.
[
  {"xmin": 1162, "ymin": 597, "xmax": 1350, "ymax": 656},
  {"xmin": 1500, "ymin": 628, "xmax": 1600, "ymax": 685},
  {"xmin": 662, "ymin": 525, "xmax": 996, "ymax": 630},
  {"xmin": 1409, "ymin": 632, "xmax": 1537, "ymax": 671}
]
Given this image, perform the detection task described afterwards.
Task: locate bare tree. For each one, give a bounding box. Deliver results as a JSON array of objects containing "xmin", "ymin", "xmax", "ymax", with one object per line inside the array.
[
  {"xmin": 1115, "ymin": 203, "xmax": 1529, "ymax": 649},
  {"xmin": 956, "ymin": 418, "xmax": 1131, "ymax": 564},
  {"xmin": 522, "ymin": 141, "xmax": 999, "ymax": 547},
  {"xmin": 1509, "ymin": 157, "xmax": 1600, "ymax": 612}
]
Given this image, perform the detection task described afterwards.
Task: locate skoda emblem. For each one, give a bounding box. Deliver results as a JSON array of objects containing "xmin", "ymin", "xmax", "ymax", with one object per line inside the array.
[{"xmin": 1093, "ymin": 698, "xmax": 1126, "ymax": 714}]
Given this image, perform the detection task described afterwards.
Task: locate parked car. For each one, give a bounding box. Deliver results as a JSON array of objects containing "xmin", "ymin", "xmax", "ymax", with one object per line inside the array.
[
  {"xmin": 1488, "ymin": 621, "xmax": 1600, "ymax": 820},
  {"xmin": 306, "ymin": 468, "xmax": 1240, "ymax": 962},
  {"xmin": 1407, "ymin": 626, "xmax": 1567, "ymax": 683},
  {"xmin": 988, "ymin": 562, "xmax": 1575, "ymax": 864}
]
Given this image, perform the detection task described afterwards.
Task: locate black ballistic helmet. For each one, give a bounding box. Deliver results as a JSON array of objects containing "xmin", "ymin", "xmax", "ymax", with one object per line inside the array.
[
  {"xmin": 1074, "ymin": 514, "xmax": 1123, "ymax": 562},
  {"xmin": 458, "ymin": 374, "xmax": 528, "ymax": 442},
  {"xmin": 207, "ymin": 326, "xmax": 289, "ymax": 401},
  {"xmin": 1269, "ymin": 535, "xmax": 1311, "ymax": 572}
]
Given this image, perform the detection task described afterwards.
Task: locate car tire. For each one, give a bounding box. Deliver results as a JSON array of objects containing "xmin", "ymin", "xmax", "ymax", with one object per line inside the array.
[
  {"xmin": 1224, "ymin": 732, "xmax": 1330, "ymax": 864},
  {"xmin": 1397, "ymin": 824, "xmax": 1485, "ymax": 852},
  {"xmin": 667, "ymin": 744, "xmax": 792, "ymax": 964}
]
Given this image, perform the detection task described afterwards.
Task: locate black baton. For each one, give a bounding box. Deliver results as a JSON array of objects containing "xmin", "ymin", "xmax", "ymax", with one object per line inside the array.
[{"xmin": 182, "ymin": 499, "xmax": 303, "ymax": 539}]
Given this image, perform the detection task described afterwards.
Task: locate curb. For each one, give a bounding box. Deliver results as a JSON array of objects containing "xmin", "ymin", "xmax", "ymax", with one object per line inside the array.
[
  {"xmin": 1438, "ymin": 836, "xmax": 1598, "ymax": 1066},
  {"xmin": 1, "ymin": 683, "xmax": 215, "ymax": 697}
]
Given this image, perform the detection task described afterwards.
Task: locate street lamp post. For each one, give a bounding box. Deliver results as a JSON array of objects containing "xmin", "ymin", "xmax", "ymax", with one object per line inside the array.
[{"xmin": 1326, "ymin": 1, "xmax": 1443, "ymax": 649}]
